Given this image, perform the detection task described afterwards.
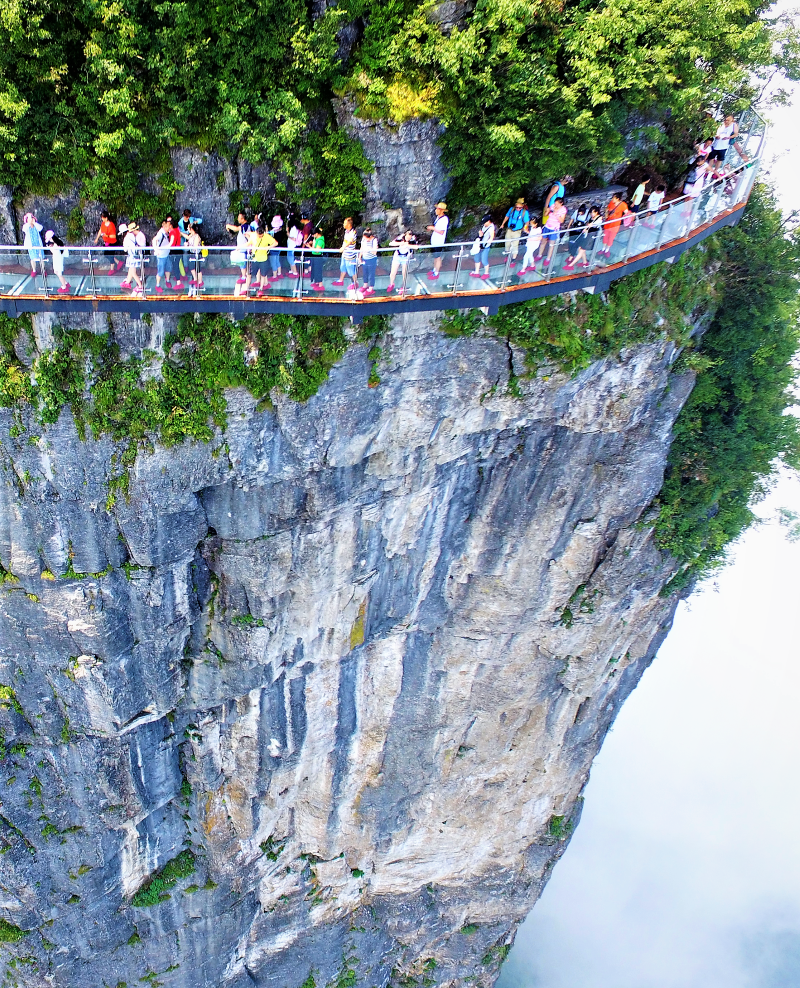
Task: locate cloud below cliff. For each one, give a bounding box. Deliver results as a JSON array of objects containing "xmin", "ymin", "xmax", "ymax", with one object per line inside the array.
[{"xmin": 498, "ymin": 469, "xmax": 800, "ymax": 988}]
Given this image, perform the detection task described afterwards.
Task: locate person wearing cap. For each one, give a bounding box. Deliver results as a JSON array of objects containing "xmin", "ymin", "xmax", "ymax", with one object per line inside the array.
[
  {"xmin": 44, "ymin": 229, "xmax": 70, "ymax": 293},
  {"xmin": 120, "ymin": 222, "xmax": 144, "ymax": 294},
  {"xmin": 426, "ymin": 202, "xmax": 449, "ymax": 280},
  {"xmin": 22, "ymin": 213, "xmax": 44, "ymax": 279},
  {"xmin": 499, "ymin": 197, "xmax": 530, "ymax": 264}
]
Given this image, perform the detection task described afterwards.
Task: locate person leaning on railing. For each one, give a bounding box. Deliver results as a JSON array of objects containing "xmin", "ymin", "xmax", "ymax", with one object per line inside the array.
[
  {"xmin": 386, "ymin": 230, "xmax": 418, "ymax": 294},
  {"xmin": 563, "ymin": 205, "xmax": 602, "ymax": 270}
]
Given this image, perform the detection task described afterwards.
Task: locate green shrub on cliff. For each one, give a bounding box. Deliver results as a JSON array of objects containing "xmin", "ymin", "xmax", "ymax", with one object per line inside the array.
[
  {"xmin": 0, "ymin": 0, "xmax": 797, "ymax": 215},
  {"xmin": 655, "ymin": 185, "xmax": 800, "ymax": 590}
]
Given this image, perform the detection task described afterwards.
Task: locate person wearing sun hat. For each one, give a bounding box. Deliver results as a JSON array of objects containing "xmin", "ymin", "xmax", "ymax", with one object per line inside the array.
[
  {"xmin": 426, "ymin": 201, "xmax": 449, "ymax": 280},
  {"xmin": 499, "ymin": 196, "xmax": 530, "ymax": 265},
  {"xmin": 120, "ymin": 221, "xmax": 145, "ymax": 294}
]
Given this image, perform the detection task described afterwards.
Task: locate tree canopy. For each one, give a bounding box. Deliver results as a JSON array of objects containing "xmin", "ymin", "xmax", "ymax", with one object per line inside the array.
[{"xmin": 0, "ymin": 0, "xmax": 797, "ymax": 214}]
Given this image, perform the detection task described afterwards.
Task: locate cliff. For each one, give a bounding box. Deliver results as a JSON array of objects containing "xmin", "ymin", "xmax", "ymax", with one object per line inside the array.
[{"xmin": 0, "ymin": 308, "xmax": 694, "ymax": 988}]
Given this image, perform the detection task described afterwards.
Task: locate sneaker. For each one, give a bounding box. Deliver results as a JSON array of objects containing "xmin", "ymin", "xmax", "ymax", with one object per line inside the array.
[
  {"xmin": 563, "ymin": 262, "xmax": 575, "ymax": 271},
  {"xmin": 131, "ymin": 287, "xmax": 143, "ymax": 296},
  {"xmin": 115, "ymin": 260, "xmax": 125, "ymax": 272},
  {"xmin": 517, "ymin": 267, "xmax": 528, "ymax": 276},
  {"xmin": 427, "ymin": 271, "xmax": 439, "ymax": 280},
  {"xmin": 311, "ymin": 282, "xmax": 323, "ymax": 291},
  {"xmin": 332, "ymin": 278, "xmax": 345, "ymax": 286},
  {"xmin": 173, "ymin": 281, "xmax": 184, "ymax": 290},
  {"xmin": 509, "ymin": 260, "xmax": 517, "ymax": 267},
  {"xmin": 57, "ymin": 285, "xmax": 70, "ymax": 294},
  {"xmin": 578, "ymin": 261, "xmax": 590, "ymax": 269},
  {"xmin": 363, "ymin": 286, "xmax": 375, "ymax": 296},
  {"xmin": 120, "ymin": 280, "xmax": 131, "ymax": 289},
  {"xmin": 386, "ymin": 284, "xmax": 395, "ymax": 293},
  {"xmin": 257, "ymin": 290, "xmax": 264, "ymax": 298},
  {"xmin": 479, "ymin": 273, "xmax": 490, "ymax": 280},
  {"xmin": 236, "ymin": 277, "xmax": 246, "ymax": 285},
  {"xmin": 287, "ymin": 272, "xmax": 299, "ymax": 278},
  {"xmin": 470, "ymin": 271, "xmax": 482, "ymax": 277},
  {"xmin": 156, "ymin": 286, "xmax": 164, "ymax": 293}
]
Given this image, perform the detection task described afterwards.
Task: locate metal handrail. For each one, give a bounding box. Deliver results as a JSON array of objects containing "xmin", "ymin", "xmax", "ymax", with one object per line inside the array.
[{"xmin": 2, "ymin": 153, "xmax": 761, "ymax": 313}]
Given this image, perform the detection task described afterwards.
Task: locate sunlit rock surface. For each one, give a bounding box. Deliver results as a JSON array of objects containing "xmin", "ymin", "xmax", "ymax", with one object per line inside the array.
[{"xmin": 0, "ymin": 312, "xmax": 691, "ymax": 987}]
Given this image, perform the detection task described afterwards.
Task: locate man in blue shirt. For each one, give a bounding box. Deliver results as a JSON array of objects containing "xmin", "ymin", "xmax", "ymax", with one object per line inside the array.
[{"xmin": 499, "ymin": 197, "xmax": 530, "ymax": 265}]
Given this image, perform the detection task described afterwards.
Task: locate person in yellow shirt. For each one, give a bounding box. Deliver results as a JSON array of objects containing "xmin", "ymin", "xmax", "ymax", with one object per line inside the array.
[{"xmin": 251, "ymin": 221, "xmax": 278, "ymax": 297}]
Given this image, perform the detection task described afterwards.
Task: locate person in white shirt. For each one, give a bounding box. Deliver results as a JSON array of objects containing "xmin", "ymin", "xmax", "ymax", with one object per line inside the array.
[
  {"xmin": 44, "ymin": 230, "xmax": 70, "ymax": 293},
  {"xmin": 518, "ymin": 217, "xmax": 542, "ymax": 274},
  {"xmin": 709, "ymin": 115, "xmax": 738, "ymax": 162},
  {"xmin": 426, "ymin": 202, "xmax": 449, "ymax": 280},
  {"xmin": 120, "ymin": 222, "xmax": 145, "ymax": 294}
]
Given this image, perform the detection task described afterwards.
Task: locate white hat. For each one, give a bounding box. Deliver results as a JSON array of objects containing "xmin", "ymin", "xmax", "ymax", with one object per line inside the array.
[
  {"xmin": 44, "ymin": 230, "xmax": 54, "ymax": 241},
  {"xmin": 271, "ymin": 214, "xmax": 283, "ymax": 230},
  {"xmin": 118, "ymin": 223, "xmax": 128, "ymax": 234}
]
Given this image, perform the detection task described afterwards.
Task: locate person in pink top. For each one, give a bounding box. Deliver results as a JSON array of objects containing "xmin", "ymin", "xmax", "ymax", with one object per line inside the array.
[{"xmin": 536, "ymin": 197, "xmax": 567, "ymax": 268}]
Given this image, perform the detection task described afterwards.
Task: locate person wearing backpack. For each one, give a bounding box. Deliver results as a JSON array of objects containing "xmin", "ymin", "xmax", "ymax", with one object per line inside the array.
[
  {"xmin": 499, "ymin": 197, "xmax": 530, "ymax": 265},
  {"xmin": 44, "ymin": 230, "xmax": 70, "ymax": 293}
]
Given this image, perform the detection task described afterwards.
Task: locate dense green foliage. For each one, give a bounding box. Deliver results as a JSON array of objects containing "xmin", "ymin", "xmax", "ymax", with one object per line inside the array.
[
  {"xmin": 0, "ymin": 0, "xmax": 372, "ymax": 217},
  {"xmin": 0, "ymin": 918, "xmax": 27, "ymax": 943},
  {"xmin": 1, "ymin": 0, "xmax": 797, "ymax": 216},
  {"xmin": 444, "ymin": 240, "xmax": 717, "ymax": 373},
  {"xmin": 341, "ymin": 0, "xmax": 800, "ymax": 202},
  {"xmin": 655, "ymin": 185, "xmax": 800, "ymax": 589},
  {"xmin": 0, "ymin": 311, "xmax": 388, "ymax": 457},
  {"xmin": 130, "ymin": 850, "xmax": 196, "ymax": 907}
]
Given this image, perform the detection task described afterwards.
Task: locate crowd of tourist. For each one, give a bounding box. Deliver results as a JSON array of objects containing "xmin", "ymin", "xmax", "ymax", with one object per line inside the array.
[{"xmin": 16, "ymin": 114, "xmax": 746, "ymax": 297}]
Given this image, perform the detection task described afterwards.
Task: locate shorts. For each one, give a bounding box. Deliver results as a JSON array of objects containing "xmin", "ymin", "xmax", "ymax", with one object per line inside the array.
[
  {"xmin": 253, "ymin": 260, "xmax": 270, "ymax": 278},
  {"xmin": 542, "ymin": 228, "xmax": 560, "ymax": 243},
  {"xmin": 156, "ymin": 255, "xmax": 172, "ymax": 278},
  {"xmin": 708, "ymin": 147, "xmax": 727, "ymax": 161},
  {"xmin": 431, "ymin": 245, "xmax": 443, "ymax": 255}
]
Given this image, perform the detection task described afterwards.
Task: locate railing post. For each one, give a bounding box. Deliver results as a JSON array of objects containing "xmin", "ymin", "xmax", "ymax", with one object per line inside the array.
[
  {"xmin": 499, "ymin": 250, "xmax": 512, "ymax": 289},
  {"xmin": 297, "ymin": 248, "xmax": 305, "ymax": 298},
  {"xmin": 88, "ymin": 249, "xmax": 97, "ymax": 298},
  {"xmin": 40, "ymin": 255, "xmax": 49, "ymax": 298},
  {"xmin": 452, "ymin": 246, "xmax": 464, "ymax": 294},
  {"xmin": 141, "ymin": 251, "xmax": 148, "ymax": 300},
  {"xmin": 401, "ymin": 250, "xmax": 410, "ymax": 295}
]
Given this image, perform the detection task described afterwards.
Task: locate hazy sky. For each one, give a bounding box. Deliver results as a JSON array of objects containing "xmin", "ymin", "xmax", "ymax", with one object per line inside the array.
[{"xmin": 498, "ymin": 11, "xmax": 800, "ymax": 986}]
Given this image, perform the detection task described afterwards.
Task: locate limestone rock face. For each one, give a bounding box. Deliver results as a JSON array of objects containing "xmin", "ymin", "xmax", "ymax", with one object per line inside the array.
[
  {"xmin": 334, "ymin": 99, "xmax": 451, "ymax": 231},
  {"xmin": 0, "ymin": 312, "xmax": 690, "ymax": 987}
]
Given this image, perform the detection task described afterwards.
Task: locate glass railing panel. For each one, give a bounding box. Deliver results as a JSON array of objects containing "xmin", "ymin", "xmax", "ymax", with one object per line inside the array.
[{"xmin": 0, "ymin": 248, "xmax": 36, "ymax": 295}]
